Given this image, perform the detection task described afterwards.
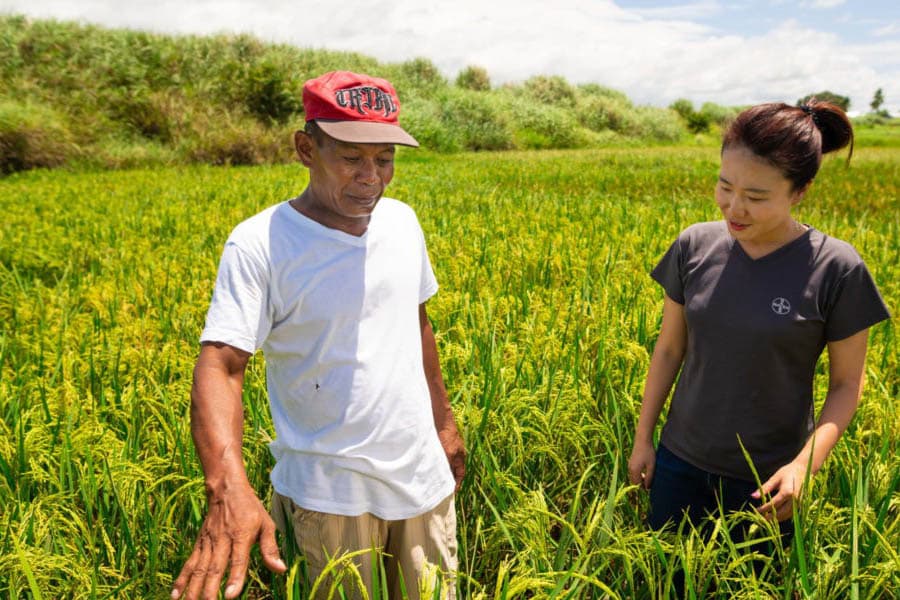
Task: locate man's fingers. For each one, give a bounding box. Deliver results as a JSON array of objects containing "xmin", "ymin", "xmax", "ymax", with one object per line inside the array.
[
  {"xmin": 258, "ymin": 517, "xmax": 287, "ymax": 573},
  {"xmin": 172, "ymin": 531, "xmax": 210, "ymax": 599},
  {"xmin": 454, "ymin": 461, "xmax": 466, "ymax": 488},
  {"xmin": 224, "ymin": 537, "xmax": 252, "ymax": 599},
  {"xmin": 171, "ymin": 550, "xmax": 198, "ymax": 599},
  {"xmin": 184, "ymin": 534, "xmax": 213, "ymax": 600},
  {"xmin": 199, "ymin": 528, "xmax": 232, "ymax": 600}
]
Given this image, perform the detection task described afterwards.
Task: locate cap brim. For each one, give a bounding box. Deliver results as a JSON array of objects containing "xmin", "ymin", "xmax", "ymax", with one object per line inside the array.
[{"xmin": 315, "ymin": 120, "xmax": 419, "ymax": 148}]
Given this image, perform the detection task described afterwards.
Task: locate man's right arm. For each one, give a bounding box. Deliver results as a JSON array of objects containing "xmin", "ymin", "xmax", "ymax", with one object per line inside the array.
[{"xmin": 171, "ymin": 342, "xmax": 285, "ymax": 600}]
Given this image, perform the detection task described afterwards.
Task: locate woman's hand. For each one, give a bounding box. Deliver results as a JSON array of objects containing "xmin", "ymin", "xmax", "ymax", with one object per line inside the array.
[
  {"xmin": 753, "ymin": 460, "xmax": 810, "ymax": 522},
  {"xmin": 753, "ymin": 329, "xmax": 871, "ymax": 523},
  {"xmin": 628, "ymin": 439, "xmax": 657, "ymax": 489}
]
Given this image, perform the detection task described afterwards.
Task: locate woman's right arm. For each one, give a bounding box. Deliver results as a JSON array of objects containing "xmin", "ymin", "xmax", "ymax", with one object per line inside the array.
[{"xmin": 628, "ymin": 294, "xmax": 688, "ymax": 489}]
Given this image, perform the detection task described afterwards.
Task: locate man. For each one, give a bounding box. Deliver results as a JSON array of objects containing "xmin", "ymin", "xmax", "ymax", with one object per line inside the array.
[{"xmin": 171, "ymin": 71, "xmax": 466, "ymax": 600}]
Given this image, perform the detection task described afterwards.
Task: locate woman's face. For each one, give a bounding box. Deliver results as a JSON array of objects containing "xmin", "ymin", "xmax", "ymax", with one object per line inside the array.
[{"xmin": 716, "ymin": 145, "xmax": 807, "ymax": 254}]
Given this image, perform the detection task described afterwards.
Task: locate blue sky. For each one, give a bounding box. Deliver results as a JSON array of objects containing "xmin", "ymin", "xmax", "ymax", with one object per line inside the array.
[
  {"xmin": 2, "ymin": 0, "xmax": 898, "ymax": 114},
  {"xmin": 620, "ymin": 1, "xmax": 898, "ymax": 44}
]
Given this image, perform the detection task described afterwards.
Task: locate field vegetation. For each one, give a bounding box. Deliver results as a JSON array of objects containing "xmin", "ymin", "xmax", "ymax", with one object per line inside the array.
[
  {"xmin": 2, "ymin": 10, "xmax": 899, "ymax": 599},
  {"xmin": 0, "ymin": 15, "xmax": 749, "ymax": 173},
  {"xmin": 1, "ymin": 141, "xmax": 898, "ymax": 597}
]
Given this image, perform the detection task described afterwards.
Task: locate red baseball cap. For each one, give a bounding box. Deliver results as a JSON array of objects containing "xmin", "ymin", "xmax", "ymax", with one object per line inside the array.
[{"xmin": 303, "ymin": 71, "xmax": 419, "ymax": 147}]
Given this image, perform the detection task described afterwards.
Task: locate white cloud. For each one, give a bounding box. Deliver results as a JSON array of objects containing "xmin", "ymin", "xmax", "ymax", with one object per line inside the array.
[
  {"xmin": 625, "ymin": 1, "xmax": 723, "ymax": 21},
  {"xmin": 873, "ymin": 22, "xmax": 900, "ymax": 37},
  {"xmin": 1, "ymin": 0, "xmax": 896, "ymax": 113},
  {"xmin": 800, "ymin": 0, "xmax": 847, "ymax": 8}
]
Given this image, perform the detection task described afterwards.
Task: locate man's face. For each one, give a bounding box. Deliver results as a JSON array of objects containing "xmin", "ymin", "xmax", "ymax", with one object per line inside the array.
[{"xmin": 296, "ymin": 130, "xmax": 395, "ymax": 230}]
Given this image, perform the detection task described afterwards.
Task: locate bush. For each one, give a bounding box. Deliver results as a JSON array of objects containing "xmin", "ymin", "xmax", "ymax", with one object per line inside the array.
[
  {"xmin": 437, "ymin": 89, "xmax": 514, "ymax": 151},
  {"xmin": 576, "ymin": 94, "xmax": 635, "ymax": 133},
  {"xmin": 401, "ymin": 97, "xmax": 462, "ymax": 152},
  {"xmin": 577, "ymin": 83, "xmax": 630, "ymax": 103},
  {"xmin": 105, "ymin": 88, "xmax": 176, "ymax": 141},
  {"xmin": 670, "ymin": 98, "xmax": 693, "ymax": 120},
  {"xmin": 455, "ymin": 65, "xmax": 491, "ymax": 92},
  {"xmin": 669, "ymin": 98, "xmax": 710, "ymax": 133},
  {"xmin": 505, "ymin": 95, "xmax": 584, "ymax": 149},
  {"xmin": 576, "ymin": 91, "xmax": 685, "ymax": 142},
  {"xmin": 627, "ymin": 106, "xmax": 685, "ymax": 141},
  {"xmin": 0, "ymin": 99, "xmax": 76, "ymax": 173},
  {"xmin": 391, "ymin": 57, "xmax": 447, "ymax": 98},
  {"xmin": 699, "ymin": 102, "xmax": 738, "ymax": 128},
  {"xmin": 244, "ymin": 60, "xmax": 302, "ymax": 124},
  {"xmin": 523, "ymin": 75, "xmax": 577, "ymax": 108},
  {"xmin": 180, "ymin": 111, "xmax": 291, "ymax": 166}
]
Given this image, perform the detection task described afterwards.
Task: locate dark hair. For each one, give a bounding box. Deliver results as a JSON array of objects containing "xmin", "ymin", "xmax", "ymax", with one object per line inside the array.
[
  {"xmin": 304, "ymin": 120, "xmax": 327, "ymax": 146},
  {"xmin": 721, "ymin": 99, "xmax": 854, "ymax": 191}
]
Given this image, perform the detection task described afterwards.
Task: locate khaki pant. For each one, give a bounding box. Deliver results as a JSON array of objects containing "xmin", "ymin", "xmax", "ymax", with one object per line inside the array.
[{"xmin": 272, "ymin": 492, "xmax": 457, "ymax": 600}]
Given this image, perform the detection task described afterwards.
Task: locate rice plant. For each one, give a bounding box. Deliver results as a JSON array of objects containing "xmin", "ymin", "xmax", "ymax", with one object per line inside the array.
[{"xmin": 1, "ymin": 146, "xmax": 897, "ymax": 598}]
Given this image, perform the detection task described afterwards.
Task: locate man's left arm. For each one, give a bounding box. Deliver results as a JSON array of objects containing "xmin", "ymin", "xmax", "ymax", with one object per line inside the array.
[{"xmin": 419, "ymin": 302, "xmax": 466, "ymax": 491}]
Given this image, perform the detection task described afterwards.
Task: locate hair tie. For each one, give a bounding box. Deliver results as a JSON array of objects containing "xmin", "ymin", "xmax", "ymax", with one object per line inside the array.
[{"xmin": 801, "ymin": 105, "xmax": 819, "ymax": 125}]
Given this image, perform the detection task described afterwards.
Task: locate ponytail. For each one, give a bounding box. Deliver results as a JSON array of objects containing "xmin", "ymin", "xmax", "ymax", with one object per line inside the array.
[{"xmin": 722, "ymin": 100, "xmax": 854, "ymax": 191}]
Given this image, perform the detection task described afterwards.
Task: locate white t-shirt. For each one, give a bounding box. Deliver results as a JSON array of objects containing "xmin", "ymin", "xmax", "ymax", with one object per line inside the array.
[{"xmin": 200, "ymin": 198, "xmax": 455, "ymax": 520}]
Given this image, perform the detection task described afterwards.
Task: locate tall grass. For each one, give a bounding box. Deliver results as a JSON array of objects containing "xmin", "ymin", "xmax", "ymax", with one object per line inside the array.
[
  {"xmin": 0, "ymin": 15, "xmax": 701, "ymax": 173},
  {"xmin": 0, "ymin": 146, "xmax": 897, "ymax": 598}
]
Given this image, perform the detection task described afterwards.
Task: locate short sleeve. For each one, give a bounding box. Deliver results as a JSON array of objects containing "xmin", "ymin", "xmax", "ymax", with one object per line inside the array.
[
  {"xmin": 651, "ymin": 237, "xmax": 686, "ymax": 304},
  {"xmin": 825, "ymin": 261, "xmax": 891, "ymax": 341},
  {"xmin": 418, "ymin": 222, "xmax": 439, "ymax": 303},
  {"xmin": 200, "ymin": 242, "xmax": 273, "ymax": 353}
]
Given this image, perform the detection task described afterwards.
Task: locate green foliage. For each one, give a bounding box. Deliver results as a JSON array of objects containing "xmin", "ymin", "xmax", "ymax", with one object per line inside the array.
[
  {"xmin": 400, "ymin": 97, "xmax": 462, "ymax": 153},
  {"xmin": 504, "ymin": 94, "xmax": 585, "ymax": 149},
  {"xmin": 575, "ymin": 92, "xmax": 636, "ymax": 133},
  {"xmin": 104, "ymin": 88, "xmax": 176, "ymax": 141},
  {"xmin": 869, "ymin": 88, "xmax": 884, "ymax": 113},
  {"xmin": 0, "ymin": 99, "xmax": 76, "ymax": 173},
  {"xmin": 628, "ymin": 106, "xmax": 685, "ymax": 141},
  {"xmin": 669, "ymin": 98, "xmax": 711, "ymax": 134},
  {"xmin": 523, "ymin": 75, "xmax": 577, "ymax": 108},
  {"xmin": 244, "ymin": 60, "xmax": 303, "ymax": 124},
  {"xmin": 798, "ymin": 91, "xmax": 851, "ymax": 112},
  {"xmin": 577, "ymin": 83, "xmax": 630, "ymax": 103},
  {"xmin": 455, "ymin": 65, "xmax": 491, "ymax": 92},
  {"xmin": 698, "ymin": 101, "xmax": 739, "ymax": 128},
  {"xmin": 392, "ymin": 57, "xmax": 448, "ymax": 97},
  {"xmin": 1, "ymin": 146, "xmax": 898, "ymax": 598},
  {"xmin": 685, "ymin": 112, "xmax": 711, "ymax": 134},
  {"xmin": 179, "ymin": 111, "xmax": 291, "ymax": 166},
  {"xmin": 0, "ymin": 14, "xmax": 727, "ymax": 171},
  {"xmin": 669, "ymin": 98, "xmax": 694, "ymax": 120},
  {"xmin": 853, "ymin": 116, "xmax": 900, "ymax": 147},
  {"xmin": 436, "ymin": 88, "xmax": 514, "ymax": 151}
]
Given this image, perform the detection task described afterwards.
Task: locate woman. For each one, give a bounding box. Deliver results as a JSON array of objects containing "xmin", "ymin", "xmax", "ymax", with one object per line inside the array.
[{"xmin": 627, "ymin": 100, "xmax": 890, "ymax": 534}]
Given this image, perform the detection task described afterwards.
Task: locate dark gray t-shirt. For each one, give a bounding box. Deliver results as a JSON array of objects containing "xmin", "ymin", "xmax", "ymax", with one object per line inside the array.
[{"xmin": 652, "ymin": 221, "xmax": 890, "ymax": 481}]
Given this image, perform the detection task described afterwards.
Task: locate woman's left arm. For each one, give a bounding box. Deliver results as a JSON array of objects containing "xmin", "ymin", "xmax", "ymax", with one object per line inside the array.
[{"xmin": 754, "ymin": 328, "xmax": 870, "ymax": 521}]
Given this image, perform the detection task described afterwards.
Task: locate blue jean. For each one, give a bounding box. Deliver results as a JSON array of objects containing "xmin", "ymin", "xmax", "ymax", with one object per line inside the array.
[{"xmin": 648, "ymin": 443, "xmax": 794, "ymax": 544}]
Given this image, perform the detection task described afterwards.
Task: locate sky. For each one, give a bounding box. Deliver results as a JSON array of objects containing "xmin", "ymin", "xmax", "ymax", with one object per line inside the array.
[{"xmin": 2, "ymin": 0, "xmax": 898, "ymax": 115}]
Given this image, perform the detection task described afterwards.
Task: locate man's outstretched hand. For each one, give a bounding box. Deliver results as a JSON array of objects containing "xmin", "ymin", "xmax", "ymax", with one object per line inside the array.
[{"xmin": 171, "ymin": 483, "xmax": 286, "ymax": 600}]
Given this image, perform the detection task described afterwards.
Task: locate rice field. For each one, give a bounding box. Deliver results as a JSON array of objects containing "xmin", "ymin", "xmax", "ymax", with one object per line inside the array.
[{"xmin": 1, "ymin": 146, "xmax": 898, "ymax": 599}]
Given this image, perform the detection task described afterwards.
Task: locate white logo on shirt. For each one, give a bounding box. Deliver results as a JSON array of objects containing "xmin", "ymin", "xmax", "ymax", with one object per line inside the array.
[{"xmin": 771, "ymin": 297, "xmax": 791, "ymax": 315}]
